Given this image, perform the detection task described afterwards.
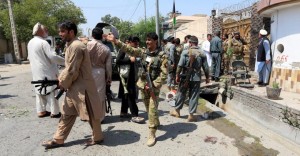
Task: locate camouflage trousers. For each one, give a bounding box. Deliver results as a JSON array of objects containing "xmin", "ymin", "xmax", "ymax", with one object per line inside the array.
[{"xmin": 141, "ymin": 88, "xmax": 160, "ymax": 129}]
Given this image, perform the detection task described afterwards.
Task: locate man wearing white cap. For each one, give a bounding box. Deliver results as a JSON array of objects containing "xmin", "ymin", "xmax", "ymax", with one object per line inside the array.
[
  {"xmin": 255, "ymin": 29, "xmax": 272, "ymax": 86},
  {"xmin": 27, "ymin": 22, "xmax": 65, "ymax": 118}
]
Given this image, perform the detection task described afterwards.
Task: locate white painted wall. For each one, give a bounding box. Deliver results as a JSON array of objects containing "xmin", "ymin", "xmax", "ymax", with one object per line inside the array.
[{"xmin": 271, "ymin": 4, "xmax": 300, "ymax": 69}]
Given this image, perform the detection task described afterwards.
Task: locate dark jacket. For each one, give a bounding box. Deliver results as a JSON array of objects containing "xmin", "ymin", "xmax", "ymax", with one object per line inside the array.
[
  {"xmin": 210, "ymin": 36, "xmax": 222, "ymax": 53},
  {"xmin": 116, "ymin": 51, "xmax": 137, "ymax": 99}
]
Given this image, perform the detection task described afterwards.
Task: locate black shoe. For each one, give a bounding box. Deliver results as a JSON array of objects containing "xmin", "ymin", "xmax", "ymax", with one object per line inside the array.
[
  {"xmin": 215, "ymin": 78, "xmax": 220, "ymax": 82},
  {"xmin": 258, "ymin": 83, "xmax": 268, "ymax": 87},
  {"xmin": 51, "ymin": 112, "xmax": 61, "ymax": 118},
  {"xmin": 211, "ymin": 77, "xmax": 215, "ymax": 81},
  {"xmin": 257, "ymin": 81, "xmax": 263, "ymax": 85}
]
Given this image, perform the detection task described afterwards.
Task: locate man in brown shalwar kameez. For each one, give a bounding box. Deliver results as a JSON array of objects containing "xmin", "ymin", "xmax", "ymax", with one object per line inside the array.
[
  {"xmin": 42, "ymin": 21, "xmax": 104, "ymax": 149},
  {"xmin": 87, "ymin": 27, "xmax": 112, "ymax": 122}
]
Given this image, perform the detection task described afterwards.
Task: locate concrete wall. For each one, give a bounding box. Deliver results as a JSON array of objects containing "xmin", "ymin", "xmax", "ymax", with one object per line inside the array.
[
  {"xmin": 216, "ymin": 87, "xmax": 300, "ymax": 144},
  {"xmin": 175, "ymin": 16, "xmax": 208, "ymax": 44}
]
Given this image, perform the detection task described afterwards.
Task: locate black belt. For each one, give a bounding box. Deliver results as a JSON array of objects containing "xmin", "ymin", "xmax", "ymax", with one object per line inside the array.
[{"xmin": 211, "ymin": 51, "xmax": 220, "ymax": 53}]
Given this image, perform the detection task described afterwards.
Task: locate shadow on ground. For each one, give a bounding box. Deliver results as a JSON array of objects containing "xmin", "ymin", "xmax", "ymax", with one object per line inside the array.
[
  {"xmin": 157, "ymin": 122, "xmax": 197, "ymax": 142},
  {"xmin": 0, "ymin": 94, "xmax": 17, "ymax": 99},
  {"xmin": 0, "ymin": 83, "xmax": 11, "ymax": 87},
  {"xmin": 0, "ymin": 76, "xmax": 15, "ymax": 80},
  {"xmin": 102, "ymin": 126, "xmax": 140, "ymax": 146}
]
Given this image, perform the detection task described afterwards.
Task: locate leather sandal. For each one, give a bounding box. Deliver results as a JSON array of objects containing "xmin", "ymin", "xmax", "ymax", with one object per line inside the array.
[
  {"xmin": 38, "ymin": 111, "xmax": 51, "ymax": 118},
  {"xmin": 84, "ymin": 138, "xmax": 103, "ymax": 146},
  {"xmin": 42, "ymin": 140, "xmax": 64, "ymax": 149}
]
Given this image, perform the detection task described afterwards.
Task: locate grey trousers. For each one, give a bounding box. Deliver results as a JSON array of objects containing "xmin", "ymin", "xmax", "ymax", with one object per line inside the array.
[
  {"xmin": 211, "ymin": 53, "xmax": 221, "ymax": 78},
  {"xmin": 174, "ymin": 81, "xmax": 200, "ymax": 114}
]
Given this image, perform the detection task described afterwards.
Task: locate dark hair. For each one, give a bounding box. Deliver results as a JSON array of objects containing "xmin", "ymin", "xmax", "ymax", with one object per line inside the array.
[
  {"xmin": 128, "ymin": 36, "xmax": 140, "ymax": 43},
  {"xmin": 162, "ymin": 39, "xmax": 168, "ymax": 44},
  {"xmin": 207, "ymin": 34, "xmax": 212, "ymax": 38},
  {"xmin": 59, "ymin": 21, "xmax": 78, "ymax": 35},
  {"xmin": 214, "ymin": 31, "xmax": 221, "ymax": 37},
  {"xmin": 184, "ymin": 35, "xmax": 191, "ymax": 40},
  {"xmin": 146, "ymin": 32, "xmax": 158, "ymax": 40},
  {"xmin": 92, "ymin": 27, "xmax": 103, "ymax": 40},
  {"xmin": 189, "ymin": 36, "xmax": 198, "ymax": 45},
  {"xmin": 174, "ymin": 38, "xmax": 180, "ymax": 44}
]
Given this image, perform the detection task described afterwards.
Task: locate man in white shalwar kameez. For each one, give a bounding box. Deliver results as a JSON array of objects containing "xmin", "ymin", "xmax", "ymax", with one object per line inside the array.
[
  {"xmin": 255, "ymin": 29, "xmax": 272, "ymax": 86},
  {"xmin": 202, "ymin": 34, "xmax": 212, "ymax": 67},
  {"xmin": 27, "ymin": 23, "xmax": 65, "ymax": 118},
  {"xmin": 87, "ymin": 27, "xmax": 112, "ymax": 122}
]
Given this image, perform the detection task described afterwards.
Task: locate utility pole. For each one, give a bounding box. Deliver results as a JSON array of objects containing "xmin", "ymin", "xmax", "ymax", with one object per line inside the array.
[
  {"xmin": 155, "ymin": 0, "xmax": 160, "ymax": 46},
  {"xmin": 7, "ymin": 0, "xmax": 20, "ymax": 64},
  {"xmin": 143, "ymin": 0, "xmax": 147, "ymax": 25}
]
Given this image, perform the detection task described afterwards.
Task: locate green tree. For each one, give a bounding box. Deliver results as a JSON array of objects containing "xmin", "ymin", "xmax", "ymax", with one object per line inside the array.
[
  {"xmin": 131, "ymin": 17, "xmax": 157, "ymax": 47},
  {"xmin": 0, "ymin": 0, "xmax": 86, "ymax": 42}
]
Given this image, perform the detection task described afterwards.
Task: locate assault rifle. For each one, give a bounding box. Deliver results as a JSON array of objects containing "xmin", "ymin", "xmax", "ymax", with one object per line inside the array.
[
  {"xmin": 140, "ymin": 62, "xmax": 158, "ymax": 108},
  {"xmin": 31, "ymin": 77, "xmax": 64, "ymax": 100},
  {"xmin": 178, "ymin": 50, "xmax": 196, "ymax": 94},
  {"xmin": 105, "ymin": 84, "xmax": 112, "ymax": 115}
]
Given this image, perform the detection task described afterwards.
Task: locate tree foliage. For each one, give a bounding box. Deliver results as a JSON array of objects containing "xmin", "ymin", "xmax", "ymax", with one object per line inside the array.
[
  {"xmin": 100, "ymin": 14, "xmax": 161, "ymax": 47},
  {"xmin": 0, "ymin": 0, "xmax": 86, "ymax": 42}
]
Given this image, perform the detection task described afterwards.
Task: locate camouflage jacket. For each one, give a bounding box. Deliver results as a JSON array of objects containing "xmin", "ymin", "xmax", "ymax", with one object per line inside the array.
[{"xmin": 115, "ymin": 41, "xmax": 167, "ymax": 89}]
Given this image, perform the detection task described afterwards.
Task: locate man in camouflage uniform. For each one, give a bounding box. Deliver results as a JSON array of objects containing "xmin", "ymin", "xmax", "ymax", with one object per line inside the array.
[
  {"xmin": 222, "ymin": 33, "xmax": 233, "ymax": 74},
  {"xmin": 165, "ymin": 36, "xmax": 176, "ymax": 91},
  {"xmin": 105, "ymin": 32, "xmax": 167, "ymax": 147},
  {"xmin": 170, "ymin": 36, "xmax": 210, "ymax": 122},
  {"xmin": 231, "ymin": 32, "xmax": 246, "ymax": 61}
]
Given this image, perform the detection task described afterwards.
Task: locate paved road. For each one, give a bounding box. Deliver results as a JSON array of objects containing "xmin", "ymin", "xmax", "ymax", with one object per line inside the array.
[{"xmin": 0, "ymin": 64, "xmax": 299, "ymax": 156}]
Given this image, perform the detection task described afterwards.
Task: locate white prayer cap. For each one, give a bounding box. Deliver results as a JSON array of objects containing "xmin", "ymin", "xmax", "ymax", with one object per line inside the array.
[
  {"xmin": 259, "ymin": 29, "xmax": 268, "ymax": 35},
  {"xmin": 32, "ymin": 22, "xmax": 42, "ymax": 35}
]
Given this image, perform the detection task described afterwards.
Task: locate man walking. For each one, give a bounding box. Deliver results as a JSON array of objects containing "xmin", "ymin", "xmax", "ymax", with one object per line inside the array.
[
  {"xmin": 256, "ymin": 29, "xmax": 272, "ymax": 86},
  {"xmin": 27, "ymin": 22, "xmax": 64, "ymax": 118},
  {"xmin": 165, "ymin": 36, "xmax": 176, "ymax": 91},
  {"xmin": 42, "ymin": 21, "xmax": 104, "ymax": 149},
  {"xmin": 170, "ymin": 36, "xmax": 210, "ymax": 122},
  {"xmin": 210, "ymin": 31, "xmax": 222, "ymax": 82},
  {"xmin": 87, "ymin": 27, "xmax": 112, "ymax": 122}
]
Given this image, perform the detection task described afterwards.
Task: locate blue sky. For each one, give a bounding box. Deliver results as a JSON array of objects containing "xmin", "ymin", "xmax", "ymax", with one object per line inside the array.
[{"xmin": 71, "ymin": 0, "xmax": 244, "ymax": 36}]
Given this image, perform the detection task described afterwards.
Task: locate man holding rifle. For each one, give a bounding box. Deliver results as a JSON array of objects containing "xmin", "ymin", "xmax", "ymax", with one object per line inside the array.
[
  {"xmin": 27, "ymin": 22, "xmax": 65, "ymax": 118},
  {"xmin": 42, "ymin": 21, "xmax": 104, "ymax": 149},
  {"xmin": 170, "ymin": 36, "xmax": 210, "ymax": 122},
  {"xmin": 105, "ymin": 32, "xmax": 167, "ymax": 147}
]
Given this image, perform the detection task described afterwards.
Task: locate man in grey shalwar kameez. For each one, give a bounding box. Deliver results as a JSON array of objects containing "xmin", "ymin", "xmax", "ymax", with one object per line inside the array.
[{"xmin": 255, "ymin": 29, "xmax": 272, "ymax": 86}]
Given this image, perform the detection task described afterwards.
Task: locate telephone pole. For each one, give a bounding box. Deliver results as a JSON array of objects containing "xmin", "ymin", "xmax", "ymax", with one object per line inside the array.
[
  {"xmin": 155, "ymin": 0, "xmax": 160, "ymax": 46},
  {"xmin": 7, "ymin": 0, "xmax": 20, "ymax": 64}
]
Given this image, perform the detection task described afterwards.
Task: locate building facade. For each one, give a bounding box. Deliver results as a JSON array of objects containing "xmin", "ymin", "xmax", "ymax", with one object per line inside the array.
[{"xmin": 258, "ymin": 0, "xmax": 300, "ymax": 93}]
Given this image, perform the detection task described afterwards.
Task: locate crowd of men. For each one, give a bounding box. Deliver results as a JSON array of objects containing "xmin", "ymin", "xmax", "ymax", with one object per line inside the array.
[{"xmin": 27, "ymin": 20, "xmax": 272, "ymax": 149}]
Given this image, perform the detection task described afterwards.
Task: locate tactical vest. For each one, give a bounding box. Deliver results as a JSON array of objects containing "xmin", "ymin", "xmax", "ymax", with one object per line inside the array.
[
  {"xmin": 143, "ymin": 49, "xmax": 165, "ymax": 81},
  {"xmin": 182, "ymin": 48, "xmax": 204, "ymax": 78},
  {"xmin": 232, "ymin": 38, "xmax": 243, "ymax": 54}
]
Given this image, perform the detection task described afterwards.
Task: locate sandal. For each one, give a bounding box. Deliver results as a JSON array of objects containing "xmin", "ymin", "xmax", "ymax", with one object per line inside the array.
[
  {"xmin": 84, "ymin": 138, "xmax": 103, "ymax": 146},
  {"xmin": 42, "ymin": 140, "xmax": 64, "ymax": 149},
  {"xmin": 131, "ymin": 117, "xmax": 145, "ymax": 123},
  {"xmin": 38, "ymin": 111, "xmax": 51, "ymax": 118}
]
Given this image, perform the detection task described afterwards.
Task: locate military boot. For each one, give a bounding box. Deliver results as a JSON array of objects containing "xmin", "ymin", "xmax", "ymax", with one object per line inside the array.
[
  {"xmin": 147, "ymin": 128, "xmax": 156, "ymax": 147},
  {"xmin": 169, "ymin": 109, "xmax": 180, "ymax": 118},
  {"xmin": 187, "ymin": 114, "xmax": 197, "ymax": 122}
]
